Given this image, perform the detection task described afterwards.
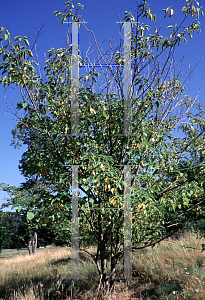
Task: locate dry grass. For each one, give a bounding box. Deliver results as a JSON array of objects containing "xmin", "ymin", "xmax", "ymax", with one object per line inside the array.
[{"xmin": 1, "ymin": 230, "xmax": 205, "ymax": 299}]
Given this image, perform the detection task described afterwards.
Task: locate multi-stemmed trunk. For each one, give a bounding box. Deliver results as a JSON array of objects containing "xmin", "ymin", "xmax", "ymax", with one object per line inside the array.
[
  {"xmin": 96, "ymin": 214, "xmax": 119, "ymax": 299},
  {"xmin": 98, "ymin": 249, "xmax": 117, "ymax": 299}
]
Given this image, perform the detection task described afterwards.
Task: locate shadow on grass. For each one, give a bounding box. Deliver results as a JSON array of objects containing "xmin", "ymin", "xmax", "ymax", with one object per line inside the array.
[
  {"xmin": 49, "ymin": 256, "xmax": 71, "ymax": 266},
  {"xmin": 1, "ymin": 272, "xmax": 100, "ymax": 300},
  {"xmin": 0, "ymin": 246, "xmax": 191, "ymax": 300},
  {"xmin": 130, "ymin": 280, "xmax": 182, "ymax": 299},
  {"xmin": 0, "ymin": 263, "xmax": 186, "ymax": 300},
  {"xmin": 0, "ymin": 253, "xmax": 100, "ymax": 299},
  {"xmin": 49, "ymin": 251, "xmax": 94, "ymax": 267},
  {"xmin": 124, "ymin": 267, "xmax": 183, "ymax": 300}
]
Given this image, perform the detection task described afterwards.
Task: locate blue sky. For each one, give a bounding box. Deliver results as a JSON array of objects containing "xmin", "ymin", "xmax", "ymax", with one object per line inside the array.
[{"xmin": 0, "ymin": 0, "xmax": 204, "ymax": 211}]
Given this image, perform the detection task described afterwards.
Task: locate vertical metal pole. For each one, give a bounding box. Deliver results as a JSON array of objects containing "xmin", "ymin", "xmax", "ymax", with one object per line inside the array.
[
  {"xmin": 124, "ymin": 165, "xmax": 132, "ymax": 279},
  {"xmin": 124, "ymin": 23, "xmax": 132, "ymax": 278},
  {"xmin": 71, "ymin": 165, "xmax": 79, "ymax": 279},
  {"xmin": 69, "ymin": 20, "xmax": 88, "ymax": 281},
  {"xmin": 124, "ymin": 22, "xmax": 132, "ymax": 136},
  {"xmin": 71, "ymin": 21, "xmax": 79, "ymax": 279},
  {"xmin": 71, "ymin": 22, "xmax": 79, "ymax": 136}
]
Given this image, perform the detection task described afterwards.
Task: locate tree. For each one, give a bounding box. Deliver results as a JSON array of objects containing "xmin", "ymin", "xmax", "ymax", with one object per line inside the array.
[
  {"xmin": 0, "ymin": 183, "xmax": 43, "ymax": 254},
  {"xmin": 0, "ymin": 0, "xmax": 205, "ymax": 297},
  {"xmin": 0, "ymin": 227, "xmax": 2, "ymax": 253},
  {"xmin": 0, "ymin": 210, "xmax": 25, "ymax": 250},
  {"xmin": 0, "ymin": 210, "xmax": 5, "ymax": 253},
  {"xmin": 163, "ymin": 106, "xmax": 205, "ymax": 240},
  {"xmin": 0, "ymin": 181, "xmax": 74, "ymax": 252}
]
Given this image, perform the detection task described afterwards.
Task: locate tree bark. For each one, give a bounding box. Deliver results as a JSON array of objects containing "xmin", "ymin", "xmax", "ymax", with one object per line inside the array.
[
  {"xmin": 28, "ymin": 238, "xmax": 32, "ymax": 255},
  {"xmin": 109, "ymin": 258, "xmax": 116, "ymax": 299},
  {"xmin": 100, "ymin": 236, "xmax": 109, "ymax": 295},
  {"xmin": 32, "ymin": 231, "xmax": 37, "ymax": 254},
  {"xmin": 99, "ymin": 233, "xmax": 116, "ymax": 298},
  {"xmin": 27, "ymin": 232, "xmax": 37, "ymax": 255}
]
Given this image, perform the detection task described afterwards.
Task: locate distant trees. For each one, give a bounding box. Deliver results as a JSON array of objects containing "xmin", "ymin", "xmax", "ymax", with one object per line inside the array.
[
  {"xmin": 0, "ymin": 182, "xmax": 75, "ymax": 252},
  {"xmin": 1, "ymin": 182, "xmax": 48, "ymax": 253},
  {"xmin": 0, "ymin": 211, "xmax": 26, "ymax": 249},
  {"xmin": 162, "ymin": 118, "xmax": 205, "ymax": 242},
  {"xmin": 0, "ymin": 228, "xmax": 2, "ymax": 253},
  {"xmin": 0, "ymin": 209, "xmax": 56, "ymax": 250}
]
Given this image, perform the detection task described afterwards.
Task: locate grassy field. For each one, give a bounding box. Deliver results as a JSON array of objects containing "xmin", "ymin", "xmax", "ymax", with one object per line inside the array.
[{"xmin": 0, "ymin": 230, "xmax": 205, "ymax": 299}]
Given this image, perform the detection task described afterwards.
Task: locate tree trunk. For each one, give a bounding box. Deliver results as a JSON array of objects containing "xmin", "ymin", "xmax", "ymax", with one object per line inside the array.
[
  {"xmin": 32, "ymin": 231, "xmax": 37, "ymax": 254},
  {"xmin": 100, "ymin": 248, "xmax": 109, "ymax": 294},
  {"xmin": 109, "ymin": 215, "xmax": 116, "ymax": 299},
  {"xmin": 99, "ymin": 247, "xmax": 117, "ymax": 299},
  {"xmin": 28, "ymin": 238, "xmax": 32, "ymax": 255},
  {"xmin": 97, "ymin": 212, "xmax": 117, "ymax": 299},
  {"xmin": 27, "ymin": 232, "xmax": 37, "ymax": 255},
  {"xmin": 109, "ymin": 258, "xmax": 116, "ymax": 299}
]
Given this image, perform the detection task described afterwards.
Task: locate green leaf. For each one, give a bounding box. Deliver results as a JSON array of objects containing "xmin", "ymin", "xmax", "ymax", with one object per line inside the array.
[
  {"xmin": 11, "ymin": 203, "xmax": 18, "ymax": 210},
  {"xmin": 27, "ymin": 211, "xmax": 35, "ymax": 220},
  {"xmin": 89, "ymin": 198, "xmax": 94, "ymax": 204},
  {"xmin": 103, "ymin": 111, "xmax": 107, "ymax": 119},
  {"xmin": 85, "ymin": 185, "xmax": 90, "ymax": 191},
  {"xmin": 161, "ymin": 38, "xmax": 169, "ymax": 49},
  {"xmin": 4, "ymin": 34, "xmax": 8, "ymax": 41},
  {"xmin": 60, "ymin": 177, "xmax": 65, "ymax": 183},
  {"xmin": 153, "ymin": 14, "xmax": 156, "ymax": 21},
  {"xmin": 23, "ymin": 103, "xmax": 29, "ymax": 108},
  {"xmin": 14, "ymin": 35, "xmax": 22, "ymax": 40},
  {"xmin": 23, "ymin": 36, "xmax": 29, "ymax": 47},
  {"xmin": 28, "ymin": 50, "xmax": 33, "ymax": 57},
  {"xmin": 18, "ymin": 205, "xmax": 23, "ymax": 212},
  {"xmin": 3, "ymin": 54, "xmax": 8, "ymax": 61}
]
